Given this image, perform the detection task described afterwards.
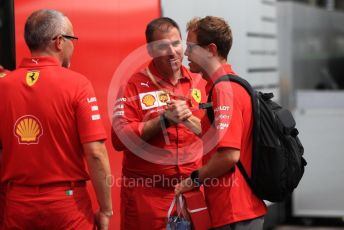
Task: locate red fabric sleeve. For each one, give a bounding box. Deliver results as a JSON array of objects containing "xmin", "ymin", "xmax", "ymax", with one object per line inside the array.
[
  {"xmin": 75, "ymin": 79, "xmax": 107, "ymax": 143},
  {"xmin": 212, "ymin": 81, "xmax": 243, "ymax": 150},
  {"xmin": 111, "ymin": 81, "xmax": 144, "ymax": 151}
]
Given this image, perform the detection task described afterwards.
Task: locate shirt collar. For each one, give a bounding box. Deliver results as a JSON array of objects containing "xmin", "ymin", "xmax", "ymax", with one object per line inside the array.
[
  {"xmin": 148, "ymin": 61, "xmax": 192, "ymax": 85},
  {"xmin": 19, "ymin": 56, "xmax": 60, "ymax": 68}
]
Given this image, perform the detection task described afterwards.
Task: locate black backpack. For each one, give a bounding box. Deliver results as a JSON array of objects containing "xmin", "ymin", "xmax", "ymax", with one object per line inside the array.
[{"xmin": 206, "ymin": 74, "xmax": 307, "ymax": 202}]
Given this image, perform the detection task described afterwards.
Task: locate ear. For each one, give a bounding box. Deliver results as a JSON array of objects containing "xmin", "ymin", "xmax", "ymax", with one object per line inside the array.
[
  {"xmin": 146, "ymin": 44, "xmax": 155, "ymax": 58},
  {"xmin": 53, "ymin": 35, "xmax": 64, "ymax": 51},
  {"xmin": 207, "ymin": 43, "xmax": 218, "ymax": 57}
]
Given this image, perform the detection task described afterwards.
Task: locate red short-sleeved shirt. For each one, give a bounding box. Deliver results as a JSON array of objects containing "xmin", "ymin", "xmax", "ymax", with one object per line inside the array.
[
  {"xmin": 0, "ymin": 56, "xmax": 107, "ymax": 185},
  {"xmin": 112, "ymin": 62, "xmax": 207, "ymax": 180},
  {"xmin": 202, "ymin": 64, "xmax": 267, "ymax": 227},
  {"xmin": 0, "ymin": 67, "xmax": 9, "ymax": 78}
]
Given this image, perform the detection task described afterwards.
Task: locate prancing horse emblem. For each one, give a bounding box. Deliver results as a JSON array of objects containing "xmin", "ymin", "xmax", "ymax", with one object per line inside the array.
[{"xmin": 26, "ymin": 70, "xmax": 40, "ymax": 86}]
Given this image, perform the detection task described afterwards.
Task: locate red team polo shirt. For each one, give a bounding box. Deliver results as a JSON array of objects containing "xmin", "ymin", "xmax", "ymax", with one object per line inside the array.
[
  {"xmin": 0, "ymin": 67, "xmax": 9, "ymax": 78},
  {"xmin": 112, "ymin": 61, "xmax": 207, "ymax": 181},
  {"xmin": 0, "ymin": 56, "xmax": 107, "ymax": 185},
  {"xmin": 202, "ymin": 64, "xmax": 267, "ymax": 227},
  {"xmin": 0, "ymin": 67, "xmax": 10, "ymax": 229}
]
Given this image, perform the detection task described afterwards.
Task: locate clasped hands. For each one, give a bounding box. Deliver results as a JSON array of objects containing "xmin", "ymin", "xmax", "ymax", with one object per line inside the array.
[
  {"xmin": 163, "ymin": 99, "xmax": 192, "ymax": 124},
  {"xmin": 163, "ymin": 99, "xmax": 199, "ymax": 194}
]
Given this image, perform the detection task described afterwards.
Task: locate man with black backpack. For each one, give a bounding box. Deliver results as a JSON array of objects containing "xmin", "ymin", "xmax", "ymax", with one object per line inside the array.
[{"xmin": 175, "ymin": 16, "xmax": 267, "ymax": 229}]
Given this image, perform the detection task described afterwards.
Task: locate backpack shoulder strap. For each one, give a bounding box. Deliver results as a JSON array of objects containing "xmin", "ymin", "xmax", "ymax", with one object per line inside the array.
[
  {"xmin": 206, "ymin": 74, "xmax": 255, "ymax": 123},
  {"xmin": 206, "ymin": 74, "xmax": 257, "ymax": 187}
]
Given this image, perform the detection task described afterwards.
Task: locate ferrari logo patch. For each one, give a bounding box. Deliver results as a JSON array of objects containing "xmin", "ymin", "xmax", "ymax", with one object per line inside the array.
[
  {"xmin": 191, "ymin": 89, "xmax": 201, "ymax": 103},
  {"xmin": 26, "ymin": 70, "xmax": 40, "ymax": 86},
  {"xmin": 0, "ymin": 72, "xmax": 7, "ymax": 78}
]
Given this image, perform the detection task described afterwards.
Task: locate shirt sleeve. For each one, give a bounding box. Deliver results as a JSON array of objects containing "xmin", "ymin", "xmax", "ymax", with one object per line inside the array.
[
  {"xmin": 111, "ymin": 81, "xmax": 144, "ymax": 151},
  {"xmin": 75, "ymin": 79, "xmax": 107, "ymax": 143},
  {"xmin": 212, "ymin": 81, "xmax": 243, "ymax": 150}
]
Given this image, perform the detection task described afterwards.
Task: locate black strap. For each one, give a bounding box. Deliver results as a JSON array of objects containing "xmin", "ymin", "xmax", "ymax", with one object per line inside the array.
[
  {"xmin": 206, "ymin": 74, "xmax": 257, "ymax": 188},
  {"xmin": 236, "ymin": 161, "xmax": 252, "ymax": 188},
  {"xmin": 206, "ymin": 74, "xmax": 255, "ymax": 123}
]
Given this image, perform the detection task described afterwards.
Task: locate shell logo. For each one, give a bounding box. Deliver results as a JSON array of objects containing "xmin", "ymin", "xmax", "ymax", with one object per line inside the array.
[
  {"xmin": 14, "ymin": 115, "xmax": 43, "ymax": 144},
  {"xmin": 158, "ymin": 92, "xmax": 169, "ymax": 103},
  {"xmin": 142, "ymin": 94, "xmax": 156, "ymax": 107}
]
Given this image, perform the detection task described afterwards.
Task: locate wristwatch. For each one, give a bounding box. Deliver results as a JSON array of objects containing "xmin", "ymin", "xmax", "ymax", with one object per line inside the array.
[{"xmin": 190, "ymin": 170, "xmax": 202, "ymax": 187}]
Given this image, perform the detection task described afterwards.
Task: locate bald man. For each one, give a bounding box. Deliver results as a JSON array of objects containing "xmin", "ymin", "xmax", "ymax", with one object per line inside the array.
[{"xmin": 0, "ymin": 9, "xmax": 112, "ymax": 230}]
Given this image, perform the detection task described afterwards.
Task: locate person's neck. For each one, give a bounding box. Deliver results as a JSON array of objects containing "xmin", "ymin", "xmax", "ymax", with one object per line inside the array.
[
  {"xmin": 202, "ymin": 57, "xmax": 227, "ymax": 80},
  {"xmin": 154, "ymin": 65, "xmax": 182, "ymax": 86},
  {"xmin": 169, "ymin": 69, "xmax": 182, "ymax": 85}
]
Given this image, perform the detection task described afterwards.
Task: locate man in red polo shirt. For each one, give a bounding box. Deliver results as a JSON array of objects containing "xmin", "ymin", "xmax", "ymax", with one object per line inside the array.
[
  {"xmin": 175, "ymin": 16, "xmax": 267, "ymax": 229},
  {"xmin": 0, "ymin": 9, "xmax": 112, "ymax": 229},
  {"xmin": 0, "ymin": 65, "xmax": 9, "ymax": 78},
  {"xmin": 112, "ymin": 17, "xmax": 206, "ymax": 229},
  {"xmin": 0, "ymin": 65, "xmax": 10, "ymax": 230}
]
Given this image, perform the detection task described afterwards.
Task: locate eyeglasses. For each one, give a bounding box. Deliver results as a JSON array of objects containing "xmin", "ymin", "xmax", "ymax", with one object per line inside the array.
[
  {"xmin": 61, "ymin": 34, "xmax": 78, "ymax": 41},
  {"xmin": 52, "ymin": 34, "xmax": 79, "ymax": 41},
  {"xmin": 186, "ymin": 43, "xmax": 200, "ymax": 51}
]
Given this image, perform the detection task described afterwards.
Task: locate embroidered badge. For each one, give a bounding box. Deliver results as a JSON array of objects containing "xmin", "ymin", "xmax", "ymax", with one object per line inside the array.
[
  {"xmin": 14, "ymin": 115, "xmax": 43, "ymax": 144},
  {"xmin": 26, "ymin": 70, "xmax": 40, "ymax": 86},
  {"xmin": 157, "ymin": 92, "xmax": 170, "ymax": 103},
  {"xmin": 141, "ymin": 93, "xmax": 156, "ymax": 108},
  {"xmin": 65, "ymin": 190, "xmax": 74, "ymax": 196},
  {"xmin": 139, "ymin": 91, "xmax": 170, "ymax": 110},
  {"xmin": 191, "ymin": 89, "xmax": 202, "ymax": 103}
]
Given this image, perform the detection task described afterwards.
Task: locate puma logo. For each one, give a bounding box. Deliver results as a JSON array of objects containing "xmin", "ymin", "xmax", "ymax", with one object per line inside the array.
[{"xmin": 140, "ymin": 82, "xmax": 149, "ymax": 87}]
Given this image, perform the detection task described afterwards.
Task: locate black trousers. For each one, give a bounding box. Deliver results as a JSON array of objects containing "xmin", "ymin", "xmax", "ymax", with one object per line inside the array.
[{"xmin": 211, "ymin": 216, "xmax": 264, "ymax": 230}]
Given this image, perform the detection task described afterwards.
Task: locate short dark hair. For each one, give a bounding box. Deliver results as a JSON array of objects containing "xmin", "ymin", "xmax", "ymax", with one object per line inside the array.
[
  {"xmin": 187, "ymin": 16, "xmax": 233, "ymax": 59},
  {"xmin": 145, "ymin": 17, "xmax": 181, "ymax": 43},
  {"xmin": 24, "ymin": 9, "xmax": 67, "ymax": 51}
]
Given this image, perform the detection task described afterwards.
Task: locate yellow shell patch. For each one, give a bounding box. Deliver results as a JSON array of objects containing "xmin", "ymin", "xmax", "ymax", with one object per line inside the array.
[
  {"xmin": 14, "ymin": 115, "xmax": 43, "ymax": 144},
  {"xmin": 26, "ymin": 70, "xmax": 40, "ymax": 86},
  {"xmin": 0, "ymin": 72, "xmax": 7, "ymax": 78},
  {"xmin": 191, "ymin": 89, "xmax": 201, "ymax": 103},
  {"xmin": 142, "ymin": 94, "xmax": 156, "ymax": 107}
]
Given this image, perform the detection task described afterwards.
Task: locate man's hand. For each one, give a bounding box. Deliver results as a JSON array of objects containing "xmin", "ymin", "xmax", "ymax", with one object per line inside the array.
[
  {"xmin": 95, "ymin": 211, "xmax": 111, "ymax": 230},
  {"xmin": 174, "ymin": 177, "xmax": 195, "ymax": 195},
  {"xmin": 164, "ymin": 99, "xmax": 192, "ymax": 124},
  {"xmin": 83, "ymin": 141, "xmax": 112, "ymax": 230}
]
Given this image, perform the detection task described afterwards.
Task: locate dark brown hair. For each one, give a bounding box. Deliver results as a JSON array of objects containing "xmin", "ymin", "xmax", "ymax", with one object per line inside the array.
[
  {"xmin": 187, "ymin": 16, "xmax": 232, "ymax": 59},
  {"xmin": 145, "ymin": 17, "xmax": 181, "ymax": 43}
]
